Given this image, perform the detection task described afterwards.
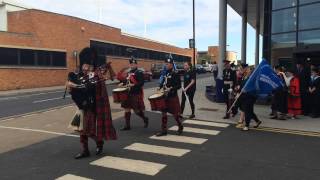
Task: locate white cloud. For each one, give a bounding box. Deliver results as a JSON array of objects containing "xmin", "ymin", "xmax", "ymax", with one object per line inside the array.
[{"xmin": 10, "ymin": 0, "xmax": 252, "ymax": 60}]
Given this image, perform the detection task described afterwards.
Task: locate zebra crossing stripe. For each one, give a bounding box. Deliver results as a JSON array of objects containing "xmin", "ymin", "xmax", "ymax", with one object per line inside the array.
[
  {"xmin": 90, "ymin": 156, "xmax": 166, "ymax": 176},
  {"xmin": 169, "ymin": 126, "xmax": 220, "ymax": 135},
  {"xmin": 150, "ymin": 135, "xmax": 207, "ymax": 144},
  {"xmin": 184, "ymin": 120, "xmax": 229, "ymax": 128},
  {"xmin": 55, "ymin": 174, "xmax": 93, "ymax": 180},
  {"xmin": 124, "ymin": 143, "xmax": 191, "ymax": 157}
]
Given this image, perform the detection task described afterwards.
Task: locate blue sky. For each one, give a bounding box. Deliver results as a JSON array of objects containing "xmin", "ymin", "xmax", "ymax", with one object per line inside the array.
[{"xmin": 9, "ymin": 0, "xmax": 260, "ymax": 64}]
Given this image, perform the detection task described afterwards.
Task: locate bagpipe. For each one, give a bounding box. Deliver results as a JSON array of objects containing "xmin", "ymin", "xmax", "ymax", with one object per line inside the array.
[{"xmin": 64, "ymin": 47, "xmax": 116, "ymax": 110}]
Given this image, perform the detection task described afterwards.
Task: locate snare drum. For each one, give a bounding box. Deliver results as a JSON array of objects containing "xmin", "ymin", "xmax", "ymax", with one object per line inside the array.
[
  {"xmin": 112, "ymin": 87, "xmax": 129, "ymax": 103},
  {"xmin": 148, "ymin": 93, "xmax": 166, "ymax": 111}
]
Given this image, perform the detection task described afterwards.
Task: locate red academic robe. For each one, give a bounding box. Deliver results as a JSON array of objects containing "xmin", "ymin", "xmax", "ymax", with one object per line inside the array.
[{"xmin": 288, "ymin": 77, "xmax": 302, "ymax": 115}]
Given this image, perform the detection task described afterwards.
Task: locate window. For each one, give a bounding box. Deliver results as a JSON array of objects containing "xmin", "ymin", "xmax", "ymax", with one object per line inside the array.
[
  {"xmin": 37, "ymin": 50, "xmax": 51, "ymax": 66},
  {"xmin": 272, "ymin": 0, "xmax": 297, "ymax": 10},
  {"xmin": 20, "ymin": 49, "xmax": 35, "ymax": 66},
  {"xmin": 0, "ymin": 48, "xmax": 18, "ymax": 65},
  {"xmin": 299, "ymin": 29, "xmax": 320, "ymax": 45},
  {"xmin": 299, "ymin": 0, "xmax": 320, "ymax": 5},
  {"xmin": 272, "ymin": 8, "xmax": 297, "ymax": 33},
  {"xmin": 52, "ymin": 52, "xmax": 66, "ymax": 67},
  {"xmin": 299, "ymin": 3, "xmax": 320, "ymax": 30},
  {"xmin": 271, "ymin": 33, "xmax": 296, "ymax": 49},
  {"xmin": 90, "ymin": 40, "xmax": 191, "ymax": 62}
]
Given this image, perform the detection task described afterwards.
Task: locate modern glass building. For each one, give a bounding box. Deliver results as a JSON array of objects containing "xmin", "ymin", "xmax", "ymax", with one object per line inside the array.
[{"xmin": 218, "ymin": 0, "xmax": 320, "ymax": 74}]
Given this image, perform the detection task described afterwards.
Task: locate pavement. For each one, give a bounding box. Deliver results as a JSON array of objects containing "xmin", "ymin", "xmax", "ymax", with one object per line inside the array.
[{"xmin": 0, "ymin": 73, "xmax": 319, "ymax": 180}]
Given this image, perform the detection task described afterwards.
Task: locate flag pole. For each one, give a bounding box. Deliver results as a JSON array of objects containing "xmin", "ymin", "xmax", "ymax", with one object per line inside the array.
[{"xmin": 227, "ymin": 90, "xmax": 243, "ymax": 114}]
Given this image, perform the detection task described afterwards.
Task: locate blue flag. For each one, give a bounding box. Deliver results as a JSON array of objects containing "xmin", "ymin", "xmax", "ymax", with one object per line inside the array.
[{"xmin": 242, "ymin": 59, "xmax": 284, "ymax": 97}]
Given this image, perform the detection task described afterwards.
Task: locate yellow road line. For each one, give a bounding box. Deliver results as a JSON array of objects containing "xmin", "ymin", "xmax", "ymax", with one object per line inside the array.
[{"xmin": 253, "ymin": 127, "xmax": 320, "ymax": 137}]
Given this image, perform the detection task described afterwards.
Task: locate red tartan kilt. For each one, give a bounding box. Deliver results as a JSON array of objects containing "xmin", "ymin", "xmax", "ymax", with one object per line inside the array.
[
  {"xmin": 165, "ymin": 96, "xmax": 181, "ymax": 116},
  {"xmin": 121, "ymin": 93, "xmax": 145, "ymax": 110},
  {"xmin": 81, "ymin": 110, "xmax": 96, "ymax": 136}
]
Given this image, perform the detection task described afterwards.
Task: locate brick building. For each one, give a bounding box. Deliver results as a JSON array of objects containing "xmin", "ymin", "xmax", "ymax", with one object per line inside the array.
[
  {"xmin": 198, "ymin": 46, "xmax": 237, "ymax": 64},
  {"xmin": 0, "ymin": 2, "xmax": 193, "ymax": 91}
]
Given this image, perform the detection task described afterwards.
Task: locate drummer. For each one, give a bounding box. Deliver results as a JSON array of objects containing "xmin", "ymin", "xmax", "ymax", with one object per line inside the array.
[
  {"xmin": 120, "ymin": 57, "xmax": 149, "ymax": 131},
  {"xmin": 156, "ymin": 57, "xmax": 184, "ymax": 136}
]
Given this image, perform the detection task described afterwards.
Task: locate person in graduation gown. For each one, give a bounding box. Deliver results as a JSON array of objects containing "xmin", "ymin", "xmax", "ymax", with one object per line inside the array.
[
  {"xmin": 308, "ymin": 67, "xmax": 320, "ymax": 118},
  {"xmin": 296, "ymin": 61, "xmax": 311, "ymax": 115},
  {"xmin": 286, "ymin": 69, "xmax": 302, "ymax": 119},
  {"xmin": 270, "ymin": 65, "xmax": 288, "ymax": 120}
]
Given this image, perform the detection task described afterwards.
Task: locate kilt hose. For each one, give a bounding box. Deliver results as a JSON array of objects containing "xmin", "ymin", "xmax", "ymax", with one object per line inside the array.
[
  {"xmin": 161, "ymin": 96, "xmax": 182, "ymax": 131},
  {"xmin": 79, "ymin": 78, "xmax": 117, "ymax": 151},
  {"xmin": 121, "ymin": 92, "xmax": 147, "ymax": 128}
]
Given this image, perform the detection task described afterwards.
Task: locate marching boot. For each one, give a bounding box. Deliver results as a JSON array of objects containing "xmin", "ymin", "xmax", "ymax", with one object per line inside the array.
[
  {"xmin": 136, "ymin": 111, "xmax": 149, "ymax": 128},
  {"xmin": 156, "ymin": 114, "xmax": 168, "ymax": 136},
  {"xmin": 223, "ymin": 113, "xmax": 230, "ymax": 119},
  {"xmin": 75, "ymin": 135, "xmax": 90, "ymax": 159},
  {"xmin": 74, "ymin": 151, "xmax": 90, "ymax": 159},
  {"xmin": 95, "ymin": 141, "xmax": 104, "ymax": 156},
  {"xmin": 121, "ymin": 112, "xmax": 131, "ymax": 131},
  {"xmin": 175, "ymin": 115, "xmax": 184, "ymax": 135}
]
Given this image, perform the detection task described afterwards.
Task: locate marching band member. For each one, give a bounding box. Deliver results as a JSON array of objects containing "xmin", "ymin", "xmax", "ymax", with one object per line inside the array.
[
  {"xmin": 67, "ymin": 47, "xmax": 117, "ymax": 159},
  {"xmin": 180, "ymin": 62, "xmax": 196, "ymax": 119},
  {"xmin": 156, "ymin": 57, "xmax": 184, "ymax": 136},
  {"xmin": 120, "ymin": 57, "xmax": 149, "ymax": 131}
]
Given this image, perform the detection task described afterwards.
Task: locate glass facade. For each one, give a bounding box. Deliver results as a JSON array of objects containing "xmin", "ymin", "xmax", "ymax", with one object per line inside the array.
[
  {"xmin": 271, "ymin": 0, "xmax": 320, "ymax": 48},
  {"xmin": 272, "ymin": 0, "xmax": 297, "ymax": 10},
  {"xmin": 272, "ymin": 8, "xmax": 297, "ymax": 33},
  {"xmin": 270, "ymin": 0, "xmax": 320, "ymax": 64}
]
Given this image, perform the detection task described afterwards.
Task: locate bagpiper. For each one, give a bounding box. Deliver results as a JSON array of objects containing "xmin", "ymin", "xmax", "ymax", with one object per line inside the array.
[{"xmin": 67, "ymin": 47, "xmax": 117, "ymax": 159}]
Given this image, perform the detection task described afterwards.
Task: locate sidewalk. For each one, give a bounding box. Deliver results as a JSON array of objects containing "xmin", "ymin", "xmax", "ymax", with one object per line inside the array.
[
  {"xmin": 0, "ymin": 79, "xmax": 119, "ymax": 97},
  {"xmin": 176, "ymin": 77, "xmax": 320, "ymax": 133}
]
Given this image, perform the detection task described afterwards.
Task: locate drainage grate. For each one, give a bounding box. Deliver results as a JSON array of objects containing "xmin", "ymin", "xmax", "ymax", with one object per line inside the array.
[{"xmin": 198, "ymin": 108, "xmax": 219, "ymax": 112}]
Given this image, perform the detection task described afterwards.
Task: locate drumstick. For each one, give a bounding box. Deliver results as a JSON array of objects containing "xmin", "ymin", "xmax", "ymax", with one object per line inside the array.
[{"xmin": 182, "ymin": 88, "xmax": 190, "ymax": 105}]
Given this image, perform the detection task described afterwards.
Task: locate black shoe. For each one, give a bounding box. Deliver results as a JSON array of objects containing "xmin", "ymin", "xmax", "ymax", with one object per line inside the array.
[
  {"xmin": 96, "ymin": 147, "xmax": 103, "ymax": 156},
  {"xmin": 74, "ymin": 151, "xmax": 90, "ymax": 159},
  {"xmin": 253, "ymin": 121, "xmax": 262, "ymax": 128},
  {"xmin": 177, "ymin": 125, "xmax": 184, "ymax": 135},
  {"xmin": 143, "ymin": 117, "xmax": 149, "ymax": 128},
  {"xmin": 120, "ymin": 126, "xmax": 131, "ymax": 131},
  {"xmin": 156, "ymin": 131, "xmax": 167, "ymax": 136},
  {"xmin": 270, "ymin": 116, "xmax": 278, "ymax": 119},
  {"xmin": 189, "ymin": 114, "xmax": 195, "ymax": 119},
  {"xmin": 223, "ymin": 115, "xmax": 230, "ymax": 119}
]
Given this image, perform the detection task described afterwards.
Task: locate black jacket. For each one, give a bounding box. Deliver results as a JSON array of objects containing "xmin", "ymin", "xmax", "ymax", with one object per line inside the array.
[{"xmin": 160, "ymin": 69, "xmax": 181, "ymax": 97}]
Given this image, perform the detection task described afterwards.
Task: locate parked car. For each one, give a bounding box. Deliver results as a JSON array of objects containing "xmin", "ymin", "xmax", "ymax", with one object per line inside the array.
[
  {"xmin": 195, "ymin": 64, "xmax": 206, "ymax": 74},
  {"xmin": 139, "ymin": 68, "xmax": 152, "ymax": 82},
  {"xmin": 175, "ymin": 64, "xmax": 185, "ymax": 76},
  {"xmin": 203, "ymin": 64, "xmax": 213, "ymax": 72},
  {"xmin": 151, "ymin": 63, "xmax": 163, "ymax": 79},
  {"xmin": 117, "ymin": 67, "xmax": 152, "ymax": 82}
]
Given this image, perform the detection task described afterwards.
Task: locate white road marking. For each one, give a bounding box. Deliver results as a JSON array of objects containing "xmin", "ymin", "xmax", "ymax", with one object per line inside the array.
[
  {"xmin": 55, "ymin": 174, "xmax": 93, "ymax": 180},
  {"xmin": 169, "ymin": 126, "xmax": 220, "ymax": 135},
  {"xmin": 0, "ymin": 90, "xmax": 65, "ymax": 102},
  {"xmin": 124, "ymin": 143, "xmax": 190, "ymax": 157},
  {"xmin": 150, "ymin": 135, "xmax": 207, "ymax": 145},
  {"xmin": 184, "ymin": 120, "xmax": 229, "ymax": 128},
  {"xmin": 0, "ymin": 126, "xmax": 79, "ymax": 137},
  {"xmin": 90, "ymin": 156, "xmax": 166, "ymax": 176},
  {"xmin": 21, "ymin": 114, "xmax": 35, "ymax": 118},
  {"xmin": 33, "ymin": 96, "xmax": 70, "ymax": 103}
]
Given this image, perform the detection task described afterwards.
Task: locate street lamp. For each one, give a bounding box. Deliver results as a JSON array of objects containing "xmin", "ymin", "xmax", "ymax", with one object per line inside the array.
[{"xmin": 192, "ymin": 0, "xmax": 196, "ymax": 66}]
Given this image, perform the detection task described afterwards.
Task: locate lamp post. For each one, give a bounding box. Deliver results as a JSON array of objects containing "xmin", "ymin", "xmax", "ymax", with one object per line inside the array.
[{"xmin": 192, "ymin": 0, "xmax": 196, "ymax": 66}]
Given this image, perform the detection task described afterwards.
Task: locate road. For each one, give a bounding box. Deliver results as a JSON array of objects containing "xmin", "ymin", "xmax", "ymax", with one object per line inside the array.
[
  {"xmin": 0, "ymin": 111, "xmax": 319, "ymax": 180},
  {"xmin": 0, "ymin": 73, "xmax": 212, "ymax": 119},
  {"xmin": 0, "ymin": 72, "xmax": 319, "ymax": 180}
]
